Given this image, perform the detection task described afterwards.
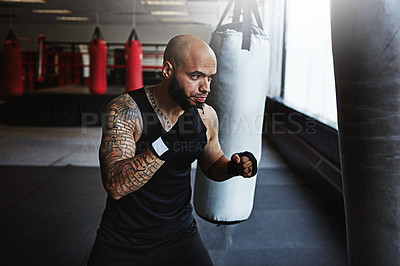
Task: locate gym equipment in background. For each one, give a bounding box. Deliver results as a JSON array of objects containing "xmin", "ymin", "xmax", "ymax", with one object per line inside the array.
[
  {"xmin": 89, "ymin": 27, "xmax": 107, "ymax": 95},
  {"xmin": 3, "ymin": 29, "xmax": 23, "ymax": 96},
  {"xmin": 125, "ymin": 29, "xmax": 143, "ymax": 92}
]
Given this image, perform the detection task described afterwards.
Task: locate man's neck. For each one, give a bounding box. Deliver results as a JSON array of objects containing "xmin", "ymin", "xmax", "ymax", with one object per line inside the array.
[{"xmin": 149, "ymin": 84, "xmax": 184, "ymax": 121}]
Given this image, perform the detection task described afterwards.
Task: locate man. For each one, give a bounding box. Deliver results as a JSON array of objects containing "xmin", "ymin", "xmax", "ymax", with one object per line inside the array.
[{"xmin": 88, "ymin": 34, "xmax": 257, "ymax": 265}]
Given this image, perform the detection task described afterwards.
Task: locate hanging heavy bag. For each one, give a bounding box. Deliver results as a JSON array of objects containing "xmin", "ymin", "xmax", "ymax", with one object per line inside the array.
[
  {"xmin": 125, "ymin": 29, "xmax": 143, "ymax": 92},
  {"xmin": 89, "ymin": 27, "xmax": 107, "ymax": 95},
  {"xmin": 3, "ymin": 29, "xmax": 23, "ymax": 96},
  {"xmin": 331, "ymin": 0, "xmax": 400, "ymax": 264},
  {"xmin": 194, "ymin": 0, "xmax": 270, "ymax": 223},
  {"xmin": 37, "ymin": 34, "xmax": 46, "ymax": 83}
]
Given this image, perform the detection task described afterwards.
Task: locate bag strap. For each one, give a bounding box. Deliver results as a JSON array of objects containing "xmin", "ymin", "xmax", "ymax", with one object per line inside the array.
[
  {"xmin": 127, "ymin": 28, "xmax": 140, "ymax": 47},
  {"xmin": 211, "ymin": 0, "xmax": 263, "ymax": 51},
  {"xmin": 251, "ymin": 0, "xmax": 264, "ymax": 30},
  {"xmin": 232, "ymin": 0, "xmax": 242, "ymax": 23},
  {"xmin": 91, "ymin": 26, "xmax": 104, "ymax": 40},
  {"xmin": 241, "ymin": 0, "xmax": 252, "ymax": 50},
  {"xmin": 214, "ymin": 0, "xmax": 235, "ymax": 31}
]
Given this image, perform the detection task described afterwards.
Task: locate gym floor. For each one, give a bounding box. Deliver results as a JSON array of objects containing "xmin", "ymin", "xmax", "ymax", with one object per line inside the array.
[{"xmin": 0, "ymin": 125, "xmax": 348, "ymax": 266}]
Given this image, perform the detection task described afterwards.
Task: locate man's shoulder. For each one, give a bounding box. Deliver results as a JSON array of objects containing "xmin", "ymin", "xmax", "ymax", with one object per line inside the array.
[
  {"xmin": 103, "ymin": 93, "xmax": 143, "ymax": 129},
  {"xmin": 198, "ymin": 104, "xmax": 218, "ymax": 133},
  {"xmin": 106, "ymin": 93, "xmax": 139, "ymax": 113},
  {"xmin": 102, "ymin": 93, "xmax": 143, "ymax": 138},
  {"xmin": 202, "ymin": 103, "xmax": 217, "ymax": 118}
]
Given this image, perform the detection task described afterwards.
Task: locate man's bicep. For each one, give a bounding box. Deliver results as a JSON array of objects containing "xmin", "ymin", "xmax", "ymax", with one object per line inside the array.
[
  {"xmin": 198, "ymin": 108, "xmax": 224, "ymax": 174},
  {"xmin": 99, "ymin": 95, "xmax": 142, "ymax": 178}
]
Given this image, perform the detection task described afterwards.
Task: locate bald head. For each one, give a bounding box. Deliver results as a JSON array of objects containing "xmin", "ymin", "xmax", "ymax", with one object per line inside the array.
[{"xmin": 164, "ymin": 35, "xmax": 216, "ymax": 70}]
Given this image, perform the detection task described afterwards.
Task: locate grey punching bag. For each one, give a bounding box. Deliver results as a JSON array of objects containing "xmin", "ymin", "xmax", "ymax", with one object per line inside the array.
[
  {"xmin": 331, "ymin": 0, "xmax": 400, "ymax": 265},
  {"xmin": 194, "ymin": 0, "xmax": 269, "ymax": 223}
]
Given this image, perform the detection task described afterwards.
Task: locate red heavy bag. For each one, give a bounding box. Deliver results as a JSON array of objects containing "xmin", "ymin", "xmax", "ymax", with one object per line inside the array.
[
  {"xmin": 37, "ymin": 34, "xmax": 46, "ymax": 83},
  {"xmin": 89, "ymin": 27, "xmax": 107, "ymax": 94},
  {"xmin": 125, "ymin": 29, "xmax": 143, "ymax": 91},
  {"xmin": 3, "ymin": 29, "xmax": 23, "ymax": 96}
]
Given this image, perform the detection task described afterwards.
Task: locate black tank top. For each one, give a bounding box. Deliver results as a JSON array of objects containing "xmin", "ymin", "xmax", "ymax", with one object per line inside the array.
[{"xmin": 99, "ymin": 88, "xmax": 207, "ymax": 239}]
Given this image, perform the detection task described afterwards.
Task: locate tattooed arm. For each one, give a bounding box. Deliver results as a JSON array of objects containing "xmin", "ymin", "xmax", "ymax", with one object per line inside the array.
[{"xmin": 99, "ymin": 93, "xmax": 164, "ymax": 200}]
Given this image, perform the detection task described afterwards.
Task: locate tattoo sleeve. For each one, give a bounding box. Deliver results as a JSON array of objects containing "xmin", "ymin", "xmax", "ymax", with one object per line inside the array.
[{"xmin": 99, "ymin": 93, "xmax": 164, "ymax": 200}]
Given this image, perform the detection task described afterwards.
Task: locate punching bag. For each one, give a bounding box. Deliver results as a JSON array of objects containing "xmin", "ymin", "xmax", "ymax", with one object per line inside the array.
[
  {"xmin": 125, "ymin": 29, "xmax": 143, "ymax": 91},
  {"xmin": 37, "ymin": 34, "xmax": 46, "ymax": 83},
  {"xmin": 89, "ymin": 27, "xmax": 107, "ymax": 95},
  {"xmin": 331, "ymin": 0, "xmax": 400, "ymax": 265},
  {"xmin": 3, "ymin": 29, "xmax": 23, "ymax": 96},
  {"xmin": 194, "ymin": 0, "xmax": 269, "ymax": 223}
]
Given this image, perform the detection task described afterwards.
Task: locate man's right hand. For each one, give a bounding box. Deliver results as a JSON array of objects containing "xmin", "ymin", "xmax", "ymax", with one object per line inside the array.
[{"xmin": 152, "ymin": 107, "xmax": 207, "ymax": 161}]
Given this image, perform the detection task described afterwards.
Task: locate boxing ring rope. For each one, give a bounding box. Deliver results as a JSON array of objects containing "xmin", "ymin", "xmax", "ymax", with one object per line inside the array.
[{"xmin": 1, "ymin": 38, "xmax": 166, "ymax": 95}]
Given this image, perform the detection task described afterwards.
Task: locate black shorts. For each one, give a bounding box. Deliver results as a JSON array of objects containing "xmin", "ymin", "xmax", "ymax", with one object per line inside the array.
[{"xmin": 87, "ymin": 221, "xmax": 213, "ymax": 266}]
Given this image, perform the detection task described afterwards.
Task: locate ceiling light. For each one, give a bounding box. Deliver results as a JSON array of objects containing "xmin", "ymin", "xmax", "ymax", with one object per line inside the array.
[
  {"xmin": 141, "ymin": 1, "xmax": 186, "ymax": 5},
  {"xmin": 56, "ymin": 16, "xmax": 89, "ymax": 22},
  {"xmin": 33, "ymin": 9, "xmax": 71, "ymax": 14},
  {"xmin": 160, "ymin": 17, "xmax": 191, "ymax": 23},
  {"xmin": 151, "ymin": 11, "xmax": 188, "ymax": 16},
  {"xmin": 1, "ymin": 0, "xmax": 45, "ymax": 3}
]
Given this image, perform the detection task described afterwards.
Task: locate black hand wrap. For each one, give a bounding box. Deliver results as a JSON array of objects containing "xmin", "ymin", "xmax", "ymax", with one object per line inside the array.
[
  {"xmin": 227, "ymin": 151, "xmax": 258, "ymax": 177},
  {"xmin": 152, "ymin": 107, "xmax": 206, "ymax": 161}
]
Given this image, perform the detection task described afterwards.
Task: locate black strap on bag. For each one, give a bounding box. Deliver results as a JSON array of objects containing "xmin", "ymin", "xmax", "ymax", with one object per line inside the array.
[
  {"xmin": 91, "ymin": 26, "xmax": 104, "ymax": 40},
  {"xmin": 90, "ymin": 26, "xmax": 104, "ymax": 45},
  {"xmin": 232, "ymin": 0, "xmax": 242, "ymax": 23},
  {"xmin": 214, "ymin": 0, "xmax": 234, "ymax": 30},
  {"xmin": 127, "ymin": 28, "xmax": 140, "ymax": 47},
  {"xmin": 242, "ymin": 0, "xmax": 252, "ymax": 50},
  {"xmin": 251, "ymin": 0, "xmax": 264, "ymax": 29},
  {"xmin": 211, "ymin": 0, "xmax": 264, "ymax": 51},
  {"xmin": 5, "ymin": 28, "xmax": 18, "ymax": 48}
]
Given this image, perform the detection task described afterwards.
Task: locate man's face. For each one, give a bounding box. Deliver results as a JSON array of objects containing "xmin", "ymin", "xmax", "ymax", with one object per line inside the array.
[
  {"xmin": 167, "ymin": 47, "xmax": 217, "ymax": 110},
  {"xmin": 168, "ymin": 74, "xmax": 204, "ymax": 110}
]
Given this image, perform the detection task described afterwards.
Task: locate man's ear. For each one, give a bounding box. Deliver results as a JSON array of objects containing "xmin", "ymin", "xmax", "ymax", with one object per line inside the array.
[{"xmin": 162, "ymin": 61, "xmax": 174, "ymax": 80}]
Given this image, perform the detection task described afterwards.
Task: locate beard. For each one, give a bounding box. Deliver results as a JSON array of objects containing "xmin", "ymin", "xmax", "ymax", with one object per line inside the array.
[{"xmin": 168, "ymin": 75, "xmax": 204, "ymax": 111}]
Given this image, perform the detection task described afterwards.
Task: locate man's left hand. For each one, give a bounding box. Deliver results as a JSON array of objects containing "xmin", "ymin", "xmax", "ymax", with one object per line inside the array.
[{"xmin": 228, "ymin": 151, "xmax": 258, "ymax": 178}]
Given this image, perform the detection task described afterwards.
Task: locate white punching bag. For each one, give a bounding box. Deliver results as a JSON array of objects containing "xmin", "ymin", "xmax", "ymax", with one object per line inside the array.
[{"xmin": 194, "ymin": 0, "xmax": 269, "ymax": 223}]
